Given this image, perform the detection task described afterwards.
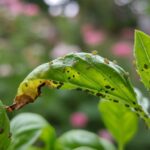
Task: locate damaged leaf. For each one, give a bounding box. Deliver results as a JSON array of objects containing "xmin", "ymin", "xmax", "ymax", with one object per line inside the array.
[
  {"xmin": 8, "ymin": 53, "xmax": 136, "ymax": 109},
  {"xmin": 7, "ymin": 52, "xmax": 150, "ymax": 127},
  {"xmin": 134, "ymin": 30, "xmax": 150, "ymax": 90}
]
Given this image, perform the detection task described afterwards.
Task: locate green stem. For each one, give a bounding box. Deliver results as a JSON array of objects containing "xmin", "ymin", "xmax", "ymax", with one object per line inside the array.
[{"xmin": 118, "ymin": 142, "xmax": 124, "ymax": 150}]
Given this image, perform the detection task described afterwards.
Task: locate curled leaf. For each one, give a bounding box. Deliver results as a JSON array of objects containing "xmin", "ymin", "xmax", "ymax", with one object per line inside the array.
[
  {"xmin": 7, "ymin": 52, "xmax": 150, "ymax": 127},
  {"xmin": 8, "ymin": 53, "xmax": 136, "ymax": 110}
]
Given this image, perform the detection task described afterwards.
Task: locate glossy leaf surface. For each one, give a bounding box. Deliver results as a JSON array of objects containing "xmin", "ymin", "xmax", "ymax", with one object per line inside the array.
[
  {"xmin": 55, "ymin": 130, "xmax": 116, "ymax": 150},
  {"xmin": 9, "ymin": 113, "xmax": 56, "ymax": 150}
]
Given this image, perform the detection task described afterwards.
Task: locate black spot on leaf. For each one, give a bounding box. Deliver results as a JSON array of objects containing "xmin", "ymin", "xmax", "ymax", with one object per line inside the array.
[
  {"xmin": 125, "ymin": 104, "xmax": 130, "ymax": 107},
  {"xmin": 113, "ymin": 100, "xmax": 119, "ymax": 103},
  {"xmin": 144, "ymin": 64, "xmax": 148, "ymax": 69},
  {"xmin": 0, "ymin": 128, "xmax": 4, "ymax": 134},
  {"xmin": 76, "ymin": 88, "xmax": 82, "ymax": 91},
  {"xmin": 105, "ymin": 85, "xmax": 111, "ymax": 89},
  {"xmin": 25, "ymin": 83, "xmax": 28, "ymax": 87},
  {"xmin": 111, "ymin": 88, "xmax": 115, "ymax": 91},
  {"xmin": 8, "ymin": 132, "xmax": 12, "ymax": 138},
  {"xmin": 132, "ymin": 101, "xmax": 136, "ymax": 105}
]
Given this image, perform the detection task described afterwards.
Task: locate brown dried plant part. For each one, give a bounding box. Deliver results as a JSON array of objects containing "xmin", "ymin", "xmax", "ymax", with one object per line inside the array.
[{"xmin": 6, "ymin": 80, "xmax": 54, "ymax": 112}]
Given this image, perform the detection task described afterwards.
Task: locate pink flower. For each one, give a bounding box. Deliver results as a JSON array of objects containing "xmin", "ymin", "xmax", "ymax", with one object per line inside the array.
[
  {"xmin": 70, "ymin": 112, "xmax": 88, "ymax": 128},
  {"xmin": 111, "ymin": 41, "xmax": 132, "ymax": 57},
  {"xmin": 23, "ymin": 4, "xmax": 39, "ymax": 16},
  {"xmin": 7, "ymin": 0, "xmax": 23, "ymax": 16},
  {"xmin": 0, "ymin": 0, "xmax": 39, "ymax": 16},
  {"xmin": 99, "ymin": 129, "xmax": 113, "ymax": 142},
  {"xmin": 81, "ymin": 24, "xmax": 106, "ymax": 46}
]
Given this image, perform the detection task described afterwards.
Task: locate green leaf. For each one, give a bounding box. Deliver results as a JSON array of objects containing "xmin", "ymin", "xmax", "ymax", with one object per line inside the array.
[
  {"xmin": 73, "ymin": 147, "xmax": 96, "ymax": 150},
  {"xmin": 8, "ymin": 53, "xmax": 136, "ymax": 109},
  {"xmin": 99, "ymin": 100, "xmax": 138, "ymax": 149},
  {"xmin": 55, "ymin": 129, "xmax": 116, "ymax": 150},
  {"xmin": 7, "ymin": 52, "xmax": 150, "ymax": 127},
  {"xmin": 0, "ymin": 100, "xmax": 11, "ymax": 150},
  {"xmin": 8, "ymin": 113, "xmax": 56, "ymax": 150},
  {"xmin": 134, "ymin": 30, "xmax": 150, "ymax": 90}
]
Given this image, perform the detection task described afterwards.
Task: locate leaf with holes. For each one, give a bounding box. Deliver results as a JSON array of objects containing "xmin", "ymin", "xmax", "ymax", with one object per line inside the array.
[
  {"xmin": 54, "ymin": 130, "xmax": 116, "ymax": 150},
  {"xmin": 134, "ymin": 30, "xmax": 150, "ymax": 90},
  {"xmin": 8, "ymin": 113, "xmax": 56, "ymax": 150},
  {"xmin": 0, "ymin": 100, "xmax": 11, "ymax": 150},
  {"xmin": 7, "ymin": 52, "xmax": 150, "ymax": 127},
  {"xmin": 99, "ymin": 100, "xmax": 138, "ymax": 149}
]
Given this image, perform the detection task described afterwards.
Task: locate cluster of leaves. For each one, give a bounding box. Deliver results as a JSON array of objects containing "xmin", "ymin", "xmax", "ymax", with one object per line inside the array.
[
  {"xmin": 0, "ymin": 104, "xmax": 115, "ymax": 150},
  {"xmin": 0, "ymin": 30, "xmax": 150, "ymax": 150}
]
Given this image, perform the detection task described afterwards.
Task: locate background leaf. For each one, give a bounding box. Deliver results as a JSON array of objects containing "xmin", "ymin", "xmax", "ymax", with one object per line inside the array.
[
  {"xmin": 134, "ymin": 30, "xmax": 150, "ymax": 90},
  {"xmin": 99, "ymin": 100, "xmax": 138, "ymax": 149},
  {"xmin": 55, "ymin": 129, "xmax": 116, "ymax": 150},
  {"xmin": 9, "ymin": 113, "xmax": 56, "ymax": 150},
  {"xmin": 0, "ymin": 100, "xmax": 11, "ymax": 150}
]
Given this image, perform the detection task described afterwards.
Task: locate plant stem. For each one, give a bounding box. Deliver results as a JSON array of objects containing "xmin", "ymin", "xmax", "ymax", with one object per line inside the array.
[{"xmin": 118, "ymin": 142, "xmax": 124, "ymax": 150}]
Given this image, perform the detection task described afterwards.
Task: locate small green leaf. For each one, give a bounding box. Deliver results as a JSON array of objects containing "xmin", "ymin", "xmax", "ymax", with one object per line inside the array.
[
  {"xmin": 0, "ymin": 100, "xmax": 11, "ymax": 150},
  {"xmin": 9, "ymin": 113, "xmax": 56, "ymax": 150},
  {"xmin": 134, "ymin": 30, "xmax": 150, "ymax": 89},
  {"xmin": 99, "ymin": 100, "xmax": 138, "ymax": 149},
  {"xmin": 55, "ymin": 129, "xmax": 116, "ymax": 150}
]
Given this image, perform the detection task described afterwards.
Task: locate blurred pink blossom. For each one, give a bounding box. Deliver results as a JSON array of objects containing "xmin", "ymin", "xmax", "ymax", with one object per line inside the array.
[
  {"xmin": 81, "ymin": 24, "xmax": 106, "ymax": 46},
  {"xmin": 111, "ymin": 41, "xmax": 132, "ymax": 57},
  {"xmin": 99, "ymin": 129, "xmax": 113, "ymax": 142},
  {"xmin": 23, "ymin": 4, "xmax": 39, "ymax": 16},
  {"xmin": 51, "ymin": 43, "xmax": 80, "ymax": 58},
  {"xmin": 7, "ymin": 0, "xmax": 23, "ymax": 16},
  {"xmin": 70, "ymin": 112, "xmax": 88, "ymax": 128},
  {"xmin": 0, "ymin": 0, "xmax": 39, "ymax": 16}
]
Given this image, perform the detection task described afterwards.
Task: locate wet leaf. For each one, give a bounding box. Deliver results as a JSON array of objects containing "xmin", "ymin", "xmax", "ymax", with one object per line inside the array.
[
  {"xmin": 8, "ymin": 113, "xmax": 56, "ymax": 150},
  {"xmin": 0, "ymin": 100, "xmax": 11, "ymax": 150},
  {"xmin": 99, "ymin": 100, "xmax": 138, "ymax": 149},
  {"xmin": 55, "ymin": 129, "xmax": 116, "ymax": 150},
  {"xmin": 134, "ymin": 30, "xmax": 150, "ymax": 90}
]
